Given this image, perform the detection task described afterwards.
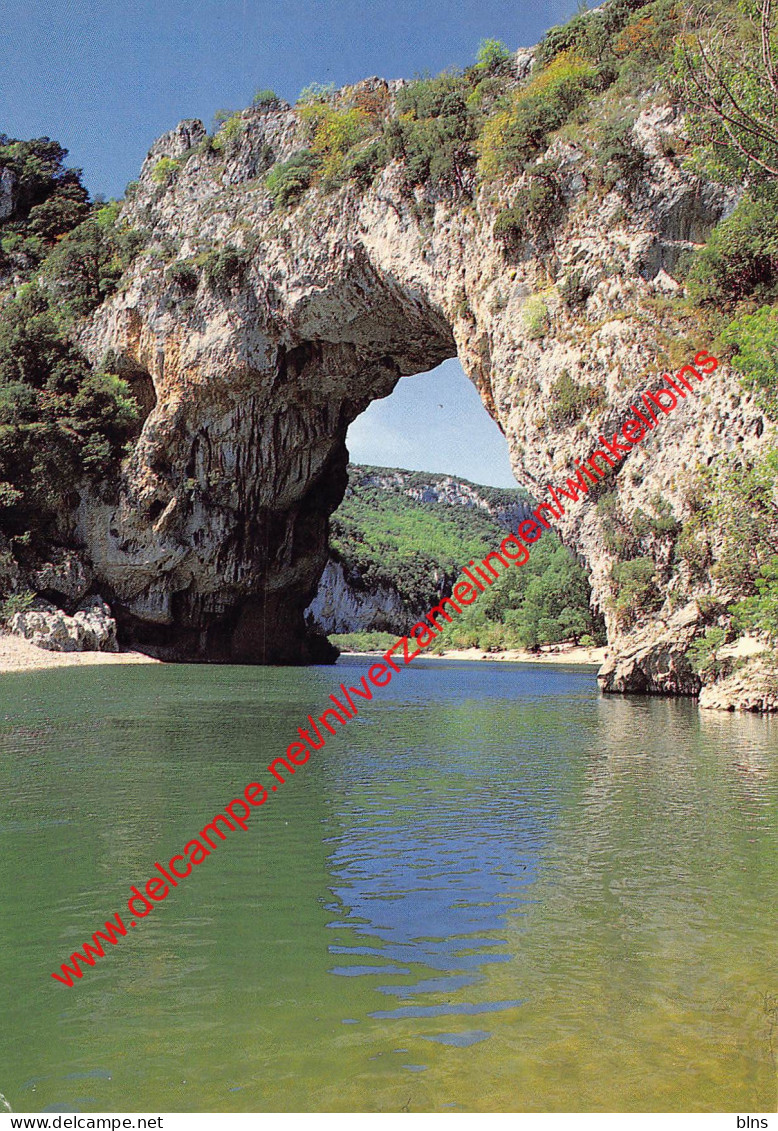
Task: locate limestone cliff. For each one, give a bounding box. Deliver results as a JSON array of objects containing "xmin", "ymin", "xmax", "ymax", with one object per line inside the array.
[
  {"xmin": 306, "ymin": 559, "xmax": 407, "ymax": 636},
  {"xmin": 66, "ymin": 60, "xmax": 773, "ymax": 693}
]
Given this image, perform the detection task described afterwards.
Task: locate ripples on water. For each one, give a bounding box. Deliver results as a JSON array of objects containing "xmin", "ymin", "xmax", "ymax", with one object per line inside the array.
[{"xmin": 0, "ymin": 658, "xmax": 776, "ymax": 1112}]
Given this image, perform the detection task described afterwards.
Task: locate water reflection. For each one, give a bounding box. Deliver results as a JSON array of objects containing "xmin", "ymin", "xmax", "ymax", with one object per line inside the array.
[
  {"xmin": 322, "ymin": 658, "xmax": 594, "ymax": 1042},
  {"xmin": 0, "ymin": 660, "xmax": 776, "ymax": 1112}
]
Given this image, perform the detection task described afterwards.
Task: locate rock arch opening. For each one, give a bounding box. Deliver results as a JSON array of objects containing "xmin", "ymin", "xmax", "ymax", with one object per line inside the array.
[
  {"xmin": 88, "ymin": 272, "xmax": 474, "ymax": 663},
  {"xmin": 304, "ymin": 357, "xmax": 525, "ymax": 642},
  {"xmin": 345, "ymin": 358, "xmax": 518, "ymax": 489}
]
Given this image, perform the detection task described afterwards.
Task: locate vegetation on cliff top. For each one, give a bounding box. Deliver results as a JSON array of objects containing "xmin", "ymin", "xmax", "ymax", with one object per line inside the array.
[
  {"xmin": 668, "ymin": 0, "xmax": 778, "ymax": 417},
  {"xmin": 257, "ymin": 0, "xmax": 681, "ymax": 208},
  {"xmin": 0, "ymin": 136, "xmax": 90, "ymax": 272}
]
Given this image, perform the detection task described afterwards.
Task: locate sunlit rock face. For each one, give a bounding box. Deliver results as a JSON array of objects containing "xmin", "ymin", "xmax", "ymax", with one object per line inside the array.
[{"xmin": 76, "ymin": 82, "xmax": 770, "ymax": 680}]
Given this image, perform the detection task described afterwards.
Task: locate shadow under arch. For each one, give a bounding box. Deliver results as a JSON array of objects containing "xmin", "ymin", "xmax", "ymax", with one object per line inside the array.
[{"xmin": 88, "ymin": 263, "xmax": 466, "ymax": 664}]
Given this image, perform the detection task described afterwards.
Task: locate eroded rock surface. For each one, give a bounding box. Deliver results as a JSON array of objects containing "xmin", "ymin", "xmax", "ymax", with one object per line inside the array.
[
  {"xmin": 11, "ymin": 597, "xmax": 119, "ymax": 653},
  {"xmin": 597, "ymin": 603, "xmax": 702, "ymax": 697},
  {"xmin": 699, "ymin": 655, "xmax": 778, "ymax": 713},
  {"xmin": 67, "ymin": 76, "xmax": 774, "ymax": 683},
  {"xmin": 305, "ymin": 559, "xmax": 408, "ymax": 636}
]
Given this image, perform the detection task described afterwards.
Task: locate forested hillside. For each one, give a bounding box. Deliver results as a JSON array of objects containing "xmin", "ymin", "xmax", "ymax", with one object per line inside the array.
[
  {"xmin": 330, "ymin": 465, "xmax": 530, "ymax": 610},
  {"xmin": 318, "ymin": 465, "xmax": 605, "ymax": 652}
]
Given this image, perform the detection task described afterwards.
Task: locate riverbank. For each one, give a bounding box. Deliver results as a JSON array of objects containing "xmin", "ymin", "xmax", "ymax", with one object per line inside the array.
[
  {"xmin": 341, "ymin": 643, "xmax": 608, "ymax": 666},
  {"xmin": 0, "ymin": 633, "xmax": 161, "ymax": 673},
  {"xmin": 0, "ymin": 633, "xmax": 606, "ymax": 674},
  {"xmin": 432, "ymin": 644, "xmax": 607, "ymax": 665}
]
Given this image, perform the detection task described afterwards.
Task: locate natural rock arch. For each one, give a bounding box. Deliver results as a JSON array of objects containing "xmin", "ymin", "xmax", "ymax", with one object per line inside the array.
[
  {"xmin": 77, "ymin": 100, "xmax": 757, "ymax": 683},
  {"xmin": 82, "ymin": 244, "xmax": 465, "ymax": 661}
]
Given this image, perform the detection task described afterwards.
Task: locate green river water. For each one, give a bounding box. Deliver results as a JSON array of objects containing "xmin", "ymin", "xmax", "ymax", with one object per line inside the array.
[{"xmin": 0, "ymin": 657, "xmax": 776, "ymax": 1113}]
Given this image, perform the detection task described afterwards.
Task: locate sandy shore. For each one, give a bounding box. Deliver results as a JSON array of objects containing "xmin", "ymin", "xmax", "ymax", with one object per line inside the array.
[
  {"xmin": 342, "ymin": 644, "xmax": 608, "ymax": 666},
  {"xmin": 0, "ymin": 635, "xmax": 611, "ymax": 674},
  {"xmin": 430, "ymin": 645, "xmax": 607, "ymax": 665},
  {"xmin": 0, "ymin": 633, "xmax": 161, "ymax": 674}
]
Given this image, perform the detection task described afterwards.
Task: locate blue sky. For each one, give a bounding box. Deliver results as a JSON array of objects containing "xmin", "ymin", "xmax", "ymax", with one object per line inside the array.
[
  {"xmin": 2, "ymin": 0, "xmax": 577, "ymax": 488},
  {"xmin": 346, "ymin": 360, "xmax": 518, "ymax": 488}
]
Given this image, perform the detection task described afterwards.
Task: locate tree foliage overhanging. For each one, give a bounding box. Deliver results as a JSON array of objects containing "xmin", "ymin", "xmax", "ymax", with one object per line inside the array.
[{"xmin": 0, "ymin": 136, "xmax": 145, "ymax": 550}]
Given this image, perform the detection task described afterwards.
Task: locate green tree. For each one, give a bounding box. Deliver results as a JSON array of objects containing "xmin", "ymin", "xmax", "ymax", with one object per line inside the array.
[
  {"xmin": 388, "ymin": 71, "xmax": 478, "ymax": 192},
  {"xmin": 476, "ymin": 39, "xmax": 513, "ymax": 73},
  {"xmin": 477, "ymin": 52, "xmax": 604, "ymax": 178},
  {"xmin": 42, "ymin": 202, "xmax": 144, "ymax": 317},
  {"xmin": 429, "ymin": 535, "xmax": 602, "ymax": 651},
  {"xmin": 594, "ymin": 119, "xmax": 645, "ymax": 191},
  {"xmin": 720, "ymin": 304, "xmax": 778, "ymax": 415},
  {"xmin": 253, "ymin": 89, "xmax": 280, "ymax": 108},
  {"xmin": 151, "ymin": 156, "xmax": 180, "ymax": 184},
  {"xmin": 265, "ymin": 149, "xmax": 322, "ymax": 207},
  {"xmin": 731, "ymin": 555, "xmax": 778, "ymax": 641},
  {"xmin": 686, "ymin": 625, "xmax": 727, "ymax": 678},
  {"xmin": 676, "ymin": 449, "xmax": 778, "ymax": 592},
  {"xmin": 685, "ymin": 194, "xmax": 778, "ymax": 306},
  {"xmin": 198, "ymin": 245, "xmax": 248, "ymax": 288},
  {"xmin": 0, "ymin": 285, "xmax": 140, "ymax": 537},
  {"xmin": 611, "ymin": 556, "xmax": 661, "ymax": 626},
  {"xmin": 0, "ymin": 136, "xmax": 92, "ymax": 271},
  {"xmin": 547, "ymin": 368, "xmax": 605, "ymax": 425},
  {"xmin": 673, "ymin": 0, "xmax": 778, "ymax": 186}
]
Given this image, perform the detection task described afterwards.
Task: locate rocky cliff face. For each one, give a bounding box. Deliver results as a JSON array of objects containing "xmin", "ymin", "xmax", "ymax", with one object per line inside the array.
[
  {"xmin": 0, "ymin": 167, "xmax": 15, "ymax": 221},
  {"xmin": 305, "ymin": 559, "xmax": 407, "ymax": 636},
  {"xmin": 347, "ymin": 466, "xmax": 533, "ymax": 530},
  {"xmin": 71, "ymin": 68, "xmax": 773, "ymax": 686}
]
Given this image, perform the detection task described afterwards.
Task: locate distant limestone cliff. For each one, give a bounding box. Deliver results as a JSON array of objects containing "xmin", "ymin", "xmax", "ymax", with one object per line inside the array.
[{"xmin": 305, "ymin": 465, "xmax": 534, "ymax": 636}]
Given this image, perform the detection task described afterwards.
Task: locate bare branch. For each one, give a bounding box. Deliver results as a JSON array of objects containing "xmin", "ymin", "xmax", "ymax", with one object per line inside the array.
[
  {"xmin": 693, "ymin": 32, "xmax": 778, "ymax": 144},
  {"xmin": 705, "ymin": 100, "xmax": 778, "ymax": 176},
  {"xmin": 760, "ymin": 0, "xmax": 778, "ymax": 97},
  {"xmin": 676, "ymin": 3, "xmax": 778, "ymax": 180}
]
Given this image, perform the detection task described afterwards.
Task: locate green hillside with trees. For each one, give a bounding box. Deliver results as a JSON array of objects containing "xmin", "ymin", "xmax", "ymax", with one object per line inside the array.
[{"xmin": 326, "ymin": 465, "xmax": 605, "ymax": 653}]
